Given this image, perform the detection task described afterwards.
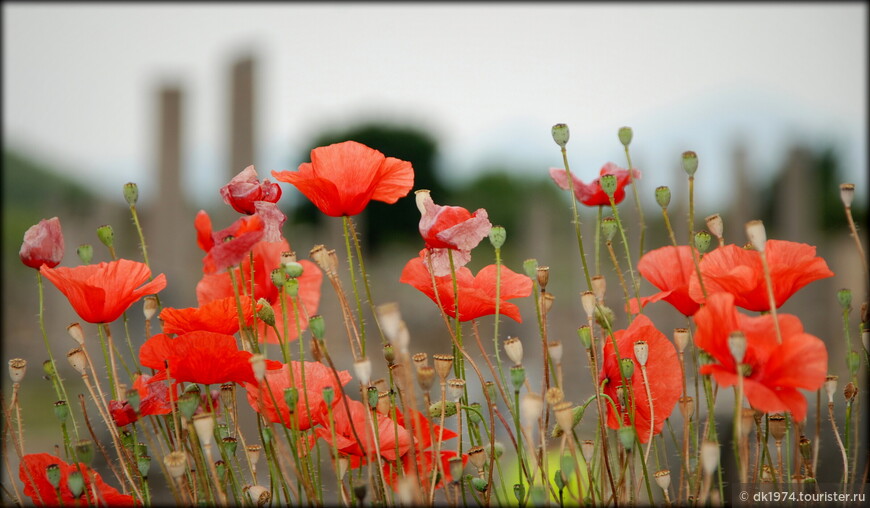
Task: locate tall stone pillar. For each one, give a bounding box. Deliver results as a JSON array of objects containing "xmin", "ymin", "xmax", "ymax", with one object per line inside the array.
[{"xmin": 229, "ymin": 55, "xmax": 256, "ymax": 179}]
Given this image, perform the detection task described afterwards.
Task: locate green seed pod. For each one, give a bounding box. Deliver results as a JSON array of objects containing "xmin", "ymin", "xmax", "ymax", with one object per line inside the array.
[
  {"xmin": 76, "ymin": 244, "xmax": 94, "ymax": 264},
  {"xmin": 96, "ymin": 225, "xmax": 114, "ymax": 248},
  {"xmin": 601, "ymin": 217, "xmax": 618, "ymax": 242},
  {"xmin": 560, "ymin": 454, "xmax": 575, "ymax": 480},
  {"xmin": 45, "ymin": 463, "xmax": 61, "ymax": 489},
  {"xmin": 216, "ymin": 423, "xmax": 230, "ymax": 441},
  {"xmin": 322, "ymin": 386, "xmax": 335, "ymax": 407},
  {"xmin": 620, "ymin": 358, "xmax": 635, "ymax": 380},
  {"xmin": 837, "ymin": 288, "xmax": 852, "ymax": 310},
  {"xmin": 123, "ymin": 182, "xmax": 139, "ymax": 206},
  {"xmin": 694, "ymin": 231, "xmax": 712, "ymax": 254},
  {"xmin": 270, "ymin": 268, "xmax": 286, "ymax": 288},
  {"xmin": 284, "ymin": 278, "xmax": 299, "ymax": 297},
  {"xmin": 655, "ymin": 186, "xmax": 671, "ymax": 208},
  {"xmin": 578, "ymin": 326, "xmax": 592, "ymax": 349},
  {"xmin": 177, "ymin": 392, "xmax": 200, "ymax": 420},
  {"xmin": 429, "ymin": 401, "xmax": 458, "ymax": 419},
  {"xmin": 488, "ymin": 226, "xmax": 506, "ymax": 249},
  {"xmin": 513, "ymin": 483, "xmax": 526, "ymax": 503},
  {"xmin": 215, "ymin": 460, "xmax": 226, "ymax": 481},
  {"xmin": 67, "ymin": 471, "xmax": 85, "ymax": 498},
  {"xmin": 284, "ymin": 387, "xmax": 299, "ymax": 411},
  {"xmin": 120, "ymin": 430, "xmax": 135, "ymax": 449},
  {"xmin": 510, "ymin": 365, "xmax": 526, "ymax": 391},
  {"xmin": 618, "ymin": 426, "xmax": 635, "ymax": 451},
  {"xmin": 530, "ymin": 486, "xmax": 546, "ymax": 505},
  {"xmin": 523, "ymin": 258, "xmax": 539, "ymax": 278},
  {"xmin": 553, "ymin": 470, "xmax": 565, "ymax": 490},
  {"xmin": 222, "ymin": 437, "xmax": 238, "ymax": 456},
  {"xmin": 309, "ymin": 315, "xmax": 325, "ymax": 339},
  {"xmin": 618, "ymin": 126, "xmax": 633, "ymax": 147},
  {"xmin": 465, "ymin": 402, "xmax": 483, "ymax": 424},
  {"xmin": 551, "ymin": 124, "xmax": 570, "ymax": 148},
  {"xmin": 53, "ymin": 400, "xmax": 69, "ymax": 423},
  {"xmin": 43, "ymin": 359, "xmax": 56, "ymax": 377},
  {"xmin": 600, "ymin": 174, "xmax": 617, "ymax": 198},
  {"xmin": 471, "ymin": 477, "xmax": 489, "ymax": 493},
  {"xmin": 283, "ymin": 261, "xmax": 304, "ymax": 278},
  {"xmin": 367, "ymin": 386, "xmax": 379, "ymax": 409},
  {"xmin": 74, "ymin": 440, "xmax": 95, "ymax": 466},
  {"xmin": 682, "ymin": 151, "xmax": 698, "ymax": 176},
  {"xmin": 137, "ymin": 454, "xmax": 151, "ymax": 478}
]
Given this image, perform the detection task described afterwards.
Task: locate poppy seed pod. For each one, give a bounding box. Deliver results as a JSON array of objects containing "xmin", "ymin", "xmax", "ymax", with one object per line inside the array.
[
  {"xmin": 77, "ymin": 244, "xmax": 93, "ymax": 264},
  {"xmin": 673, "ymin": 328, "xmax": 689, "ymax": 354},
  {"xmin": 536, "ymin": 266, "xmax": 550, "ymax": 289},
  {"xmin": 837, "ymin": 288, "xmax": 852, "ymax": 310},
  {"xmin": 540, "ymin": 292, "xmax": 555, "ymax": 315},
  {"xmin": 283, "ymin": 261, "xmax": 304, "ymax": 279},
  {"xmin": 618, "ymin": 126, "xmax": 633, "ymax": 147},
  {"xmin": 694, "ymin": 230, "xmax": 712, "ymax": 254},
  {"xmin": 654, "ymin": 469, "xmax": 671, "ymax": 491},
  {"xmin": 164, "ymin": 451, "xmax": 188, "ymax": 479},
  {"xmin": 581, "ymin": 291, "xmax": 596, "ymax": 319},
  {"xmin": 745, "ymin": 220, "xmax": 767, "ymax": 252},
  {"xmin": 280, "ymin": 250, "xmax": 297, "ymax": 265},
  {"xmin": 600, "ymin": 174, "xmax": 617, "ymax": 198},
  {"xmin": 548, "ymin": 341, "xmax": 564, "ymax": 364},
  {"xmin": 705, "ymin": 213, "xmax": 724, "ymax": 241},
  {"xmin": 8, "ymin": 358, "xmax": 26, "ymax": 384},
  {"xmin": 309, "ymin": 245, "xmax": 336, "ymax": 275},
  {"xmin": 581, "ymin": 440, "xmax": 595, "ymax": 462},
  {"xmin": 308, "ymin": 315, "xmax": 325, "ymax": 340},
  {"xmin": 681, "ymin": 151, "xmax": 698, "ymax": 176},
  {"xmin": 353, "ymin": 357, "xmax": 372, "ymax": 386},
  {"xmin": 578, "ymin": 325, "xmax": 592, "ymax": 349},
  {"xmin": 96, "ymin": 224, "xmax": 114, "ymax": 248},
  {"xmin": 488, "ymin": 226, "xmax": 506, "ymax": 249},
  {"xmin": 510, "ymin": 365, "xmax": 526, "ymax": 391},
  {"xmin": 824, "ymin": 375, "xmax": 838, "ymax": 403},
  {"xmin": 143, "ymin": 296, "xmax": 158, "ymax": 320},
  {"xmin": 727, "ymin": 331, "xmax": 747, "ymax": 365},
  {"xmin": 700, "ymin": 440, "xmax": 720, "ymax": 475},
  {"xmin": 553, "ymin": 401, "xmax": 574, "ymax": 435},
  {"xmin": 620, "ymin": 359, "xmax": 635, "ymax": 380},
  {"xmin": 246, "ymin": 444, "xmax": 262, "ymax": 466},
  {"xmin": 44, "ymin": 463, "xmax": 61, "ymax": 489},
  {"xmin": 520, "ymin": 393, "xmax": 543, "ymax": 428},
  {"xmin": 375, "ymin": 302, "xmax": 403, "ymax": 343},
  {"xmin": 53, "ymin": 400, "xmax": 69, "ymax": 423},
  {"xmin": 655, "ymin": 186, "xmax": 671, "ymax": 208},
  {"xmin": 768, "ymin": 413, "xmax": 787, "ymax": 442},
  {"xmin": 551, "ymin": 123, "xmax": 570, "ymax": 147},
  {"xmin": 192, "ymin": 413, "xmax": 215, "ymax": 446},
  {"xmin": 840, "ymin": 183, "xmax": 855, "ymax": 207},
  {"xmin": 844, "ymin": 382, "xmax": 858, "ymax": 403},
  {"xmin": 503, "ymin": 337, "xmax": 524, "ymax": 365},
  {"xmin": 545, "ymin": 387, "xmax": 564, "ymax": 406},
  {"xmin": 468, "ymin": 445, "xmax": 487, "ymax": 470},
  {"xmin": 591, "ymin": 275, "xmax": 606, "ymax": 302},
  {"xmin": 416, "ymin": 366, "xmax": 436, "ymax": 392},
  {"xmin": 66, "ymin": 348, "xmax": 87, "ymax": 375},
  {"xmin": 617, "ymin": 426, "xmax": 635, "ymax": 451},
  {"xmin": 245, "ymin": 485, "xmax": 271, "ymax": 507},
  {"xmin": 67, "ymin": 471, "xmax": 85, "ymax": 498},
  {"xmin": 67, "ymin": 323, "xmax": 85, "ymax": 345},
  {"xmin": 447, "ymin": 378, "xmax": 465, "ymax": 402},
  {"xmin": 377, "ymin": 391, "xmax": 392, "ymax": 415},
  {"xmin": 633, "ymin": 341, "xmax": 649, "ymax": 367},
  {"xmin": 433, "ymin": 354, "xmax": 454, "ymax": 382},
  {"xmin": 523, "ymin": 258, "xmax": 539, "ymax": 278},
  {"xmin": 412, "ymin": 352, "xmax": 428, "ymax": 372},
  {"xmin": 679, "ymin": 396, "xmax": 695, "ymax": 420},
  {"xmin": 123, "ymin": 182, "xmax": 139, "ymax": 206}
]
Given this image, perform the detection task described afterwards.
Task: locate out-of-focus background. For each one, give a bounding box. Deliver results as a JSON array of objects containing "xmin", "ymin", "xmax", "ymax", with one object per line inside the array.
[{"xmin": 3, "ymin": 2, "xmax": 867, "ymax": 499}]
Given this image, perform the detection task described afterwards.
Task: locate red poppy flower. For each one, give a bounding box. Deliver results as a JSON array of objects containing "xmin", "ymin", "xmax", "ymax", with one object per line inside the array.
[
  {"xmin": 271, "ymin": 140, "xmax": 414, "ymax": 217},
  {"xmin": 140, "ymin": 331, "xmax": 280, "ymax": 386},
  {"xmin": 549, "ymin": 162, "xmax": 641, "ymax": 207},
  {"xmin": 158, "ymin": 295, "xmax": 258, "ymax": 336},
  {"xmin": 195, "ymin": 211, "xmax": 265, "ymax": 275},
  {"xmin": 19, "ymin": 453, "xmax": 136, "ymax": 506},
  {"xmin": 599, "ymin": 314, "xmax": 682, "ymax": 443},
  {"xmin": 312, "ymin": 395, "xmax": 412, "ymax": 464},
  {"xmin": 244, "ymin": 361, "xmax": 352, "ymax": 431},
  {"xmin": 631, "ymin": 245, "xmax": 701, "ymax": 316},
  {"xmin": 688, "ymin": 240, "xmax": 834, "ymax": 311},
  {"xmin": 20, "ymin": 217, "xmax": 64, "ymax": 269},
  {"xmin": 109, "ymin": 373, "xmax": 172, "ymax": 427},
  {"xmin": 400, "ymin": 251, "xmax": 533, "ymax": 322},
  {"xmin": 220, "ymin": 165, "xmax": 283, "ymax": 215},
  {"xmin": 415, "ymin": 190, "xmax": 492, "ymax": 276},
  {"xmin": 196, "ymin": 240, "xmax": 322, "ymax": 344},
  {"xmin": 693, "ymin": 293, "xmax": 827, "ymax": 422},
  {"xmin": 40, "ymin": 259, "xmax": 167, "ymax": 324}
]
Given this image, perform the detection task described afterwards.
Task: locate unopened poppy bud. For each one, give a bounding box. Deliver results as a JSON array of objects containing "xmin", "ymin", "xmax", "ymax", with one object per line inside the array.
[
  {"xmin": 8, "ymin": 358, "xmax": 26, "ymax": 383},
  {"xmin": 283, "ymin": 261, "xmax": 304, "ymax": 278},
  {"xmin": 600, "ymin": 174, "xmax": 617, "ymax": 198},
  {"xmin": 840, "ymin": 183, "xmax": 855, "ymax": 207},
  {"xmin": 383, "ymin": 344, "xmax": 395, "ymax": 365},
  {"xmin": 254, "ymin": 299, "xmax": 275, "ymax": 327},
  {"xmin": 674, "ymin": 328, "xmax": 689, "ymax": 354},
  {"xmin": 164, "ymin": 451, "xmax": 188, "ymax": 479},
  {"xmin": 694, "ymin": 230, "xmax": 712, "ymax": 253},
  {"xmin": 745, "ymin": 220, "xmax": 767, "ymax": 252},
  {"xmin": 429, "ymin": 400, "xmax": 457, "ymax": 419},
  {"xmin": 54, "ymin": 400, "xmax": 69, "ymax": 422},
  {"xmin": 309, "ymin": 245, "xmax": 336, "ymax": 275},
  {"xmin": 510, "ymin": 365, "xmax": 526, "ymax": 391},
  {"xmin": 433, "ymin": 354, "xmax": 454, "ymax": 381},
  {"xmin": 309, "ymin": 315, "xmax": 325, "ymax": 339},
  {"xmin": 837, "ymin": 288, "xmax": 852, "ymax": 309},
  {"xmin": 581, "ymin": 291, "xmax": 596, "ymax": 318},
  {"xmin": 551, "ymin": 123, "xmax": 570, "ymax": 147},
  {"xmin": 654, "ymin": 469, "xmax": 671, "ymax": 491},
  {"xmin": 280, "ymin": 250, "xmax": 297, "ymax": 265},
  {"xmin": 620, "ymin": 358, "xmax": 634, "ymax": 380},
  {"xmin": 75, "ymin": 439, "xmax": 95, "ymax": 466},
  {"xmin": 503, "ymin": 337, "xmax": 523, "ymax": 365},
  {"xmin": 548, "ymin": 341, "xmax": 564, "ymax": 364},
  {"xmin": 825, "ymin": 375, "xmax": 838, "ymax": 403},
  {"xmin": 96, "ymin": 225, "xmax": 114, "ymax": 248},
  {"xmin": 681, "ymin": 151, "xmax": 698, "ymax": 176},
  {"xmin": 353, "ymin": 357, "xmax": 372, "ymax": 385},
  {"xmin": 679, "ymin": 396, "xmax": 695, "ymax": 420},
  {"xmin": 536, "ymin": 266, "xmax": 550, "ymax": 289},
  {"xmin": 417, "ymin": 366, "xmax": 435, "ymax": 392},
  {"xmin": 594, "ymin": 305, "xmax": 615, "ymax": 329},
  {"xmin": 67, "ymin": 348, "xmax": 87, "ymax": 375},
  {"xmin": 523, "ymin": 258, "xmax": 539, "ymax": 278},
  {"xmin": 601, "ymin": 217, "xmax": 618, "ymax": 242},
  {"xmin": 520, "ymin": 393, "xmax": 543, "ymax": 428},
  {"xmin": 192, "ymin": 413, "xmax": 215, "ymax": 446},
  {"xmin": 700, "ymin": 440, "xmax": 719, "ymax": 475},
  {"xmin": 67, "ymin": 471, "xmax": 85, "ymax": 498},
  {"xmin": 578, "ymin": 325, "xmax": 592, "ymax": 349},
  {"xmin": 123, "ymin": 182, "xmax": 139, "ymax": 206},
  {"xmin": 844, "ymin": 382, "xmax": 858, "ymax": 403},
  {"xmin": 322, "ymin": 385, "xmax": 335, "ymax": 407},
  {"xmin": 488, "ymin": 226, "xmax": 506, "ymax": 249},
  {"xmin": 143, "ymin": 296, "xmax": 158, "ymax": 320},
  {"xmin": 412, "ymin": 352, "xmax": 428, "ymax": 372},
  {"xmin": 468, "ymin": 445, "xmax": 487, "ymax": 470},
  {"xmin": 618, "ymin": 126, "xmax": 633, "ymax": 147},
  {"xmin": 45, "ymin": 463, "xmax": 62, "ymax": 488},
  {"xmin": 633, "ymin": 341, "xmax": 649, "ymax": 367},
  {"xmin": 705, "ymin": 214, "xmax": 724, "ymax": 241},
  {"xmin": 545, "ymin": 387, "xmax": 564, "ymax": 406},
  {"xmin": 618, "ymin": 426, "xmax": 635, "ymax": 450},
  {"xmin": 728, "ymin": 331, "xmax": 747, "ymax": 365},
  {"xmin": 447, "ymin": 378, "xmax": 465, "ymax": 402},
  {"xmin": 655, "ymin": 186, "xmax": 671, "ymax": 208},
  {"xmin": 77, "ymin": 244, "xmax": 93, "ymax": 264},
  {"xmin": 768, "ymin": 413, "xmax": 787, "ymax": 442},
  {"xmin": 66, "ymin": 322, "xmax": 85, "ymax": 345},
  {"xmin": 247, "ymin": 354, "xmax": 266, "ymax": 382},
  {"xmin": 553, "ymin": 401, "xmax": 574, "ymax": 434}
]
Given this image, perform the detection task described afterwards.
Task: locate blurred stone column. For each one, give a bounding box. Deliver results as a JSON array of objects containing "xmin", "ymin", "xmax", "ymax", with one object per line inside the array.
[
  {"xmin": 728, "ymin": 142, "xmax": 753, "ymax": 239},
  {"xmin": 229, "ymin": 55, "xmax": 256, "ymax": 179}
]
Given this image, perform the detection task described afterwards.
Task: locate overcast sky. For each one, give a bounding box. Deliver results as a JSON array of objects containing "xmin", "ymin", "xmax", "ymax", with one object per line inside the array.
[{"xmin": 3, "ymin": 3, "xmax": 867, "ymax": 210}]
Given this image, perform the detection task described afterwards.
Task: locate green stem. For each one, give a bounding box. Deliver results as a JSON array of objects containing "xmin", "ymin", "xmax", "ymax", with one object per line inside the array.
[
  {"xmin": 559, "ymin": 147, "xmax": 593, "ymax": 290},
  {"xmin": 624, "ymin": 147, "xmax": 646, "ymax": 258},
  {"xmin": 342, "ymin": 215, "xmax": 367, "ymax": 357}
]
